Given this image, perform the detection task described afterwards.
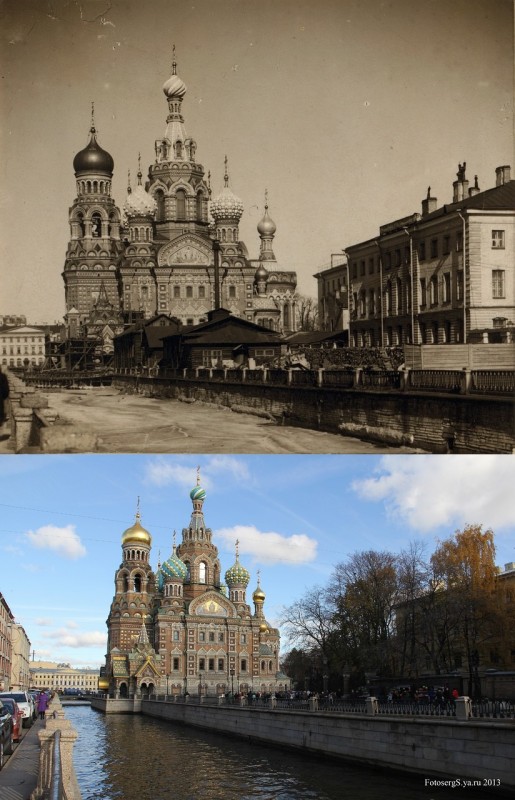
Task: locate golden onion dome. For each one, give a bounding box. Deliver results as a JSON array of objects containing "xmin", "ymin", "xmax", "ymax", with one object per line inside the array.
[
  {"xmin": 253, "ymin": 585, "xmax": 265, "ymax": 603},
  {"xmin": 98, "ymin": 677, "xmax": 110, "ymax": 690},
  {"xmin": 122, "ymin": 513, "xmax": 152, "ymax": 547},
  {"xmin": 259, "ymin": 621, "xmax": 268, "ymax": 633}
]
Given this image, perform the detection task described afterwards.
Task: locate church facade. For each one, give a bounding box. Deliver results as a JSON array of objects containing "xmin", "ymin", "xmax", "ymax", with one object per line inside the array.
[
  {"xmin": 62, "ymin": 53, "xmax": 297, "ymax": 342},
  {"xmin": 102, "ymin": 478, "xmax": 288, "ymax": 698}
]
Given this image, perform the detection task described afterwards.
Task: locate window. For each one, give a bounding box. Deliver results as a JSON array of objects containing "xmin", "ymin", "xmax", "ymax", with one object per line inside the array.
[
  {"xmin": 351, "ymin": 263, "xmax": 357, "ymax": 279},
  {"xmin": 419, "ymin": 241, "xmax": 426, "ymax": 261},
  {"xmin": 492, "ymin": 230, "xmax": 505, "ymax": 249},
  {"xmin": 443, "ymin": 272, "xmax": 451, "ymax": 303},
  {"xmin": 209, "ymin": 632, "xmax": 215, "ymax": 642},
  {"xmin": 176, "ymin": 189, "xmax": 186, "ymax": 219},
  {"xmin": 173, "ymin": 657, "xmax": 179, "ymax": 670},
  {"xmin": 173, "ymin": 630, "xmax": 179, "ymax": 641},
  {"xmin": 198, "ymin": 285, "xmax": 205, "ymax": 299},
  {"xmin": 359, "ymin": 260, "xmax": 365, "ymax": 276},
  {"xmin": 218, "ymin": 632, "xmax": 224, "ymax": 642},
  {"xmin": 240, "ymin": 633, "xmax": 246, "ymax": 644},
  {"xmin": 241, "ymin": 659, "xmax": 247, "ymax": 671},
  {"xmin": 420, "ymin": 278, "xmax": 427, "ymax": 307},
  {"xmin": 186, "ymin": 286, "xmax": 193, "ymax": 298},
  {"xmin": 429, "ymin": 276, "xmax": 438, "ymax": 305},
  {"xmin": 369, "ymin": 288, "xmax": 375, "ymax": 315},
  {"xmin": 368, "ymin": 258, "xmax": 375, "ymax": 275},
  {"xmin": 443, "ymin": 235, "xmax": 450, "ymax": 255},
  {"xmin": 430, "ymin": 239, "xmax": 438, "ymax": 258},
  {"xmin": 384, "ymin": 252, "xmax": 391, "ymax": 270},
  {"xmin": 199, "ymin": 658, "xmax": 205, "ymax": 671},
  {"xmin": 456, "ymin": 231, "xmax": 463, "ymax": 251},
  {"xmin": 199, "ymin": 562, "xmax": 206, "ymax": 583},
  {"xmin": 174, "ymin": 286, "xmax": 180, "ymax": 298},
  {"xmin": 229, "ymin": 285, "xmax": 236, "ymax": 298},
  {"xmin": 492, "ymin": 270, "xmax": 505, "ymax": 299},
  {"xmin": 199, "ymin": 631, "xmax": 205, "ymax": 642},
  {"xmin": 394, "ymin": 249, "xmax": 401, "ymax": 267},
  {"xmin": 218, "ymin": 658, "xmax": 224, "ymax": 671},
  {"xmin": 208, "ymin": 658, "xmax": 215, "ymax": 671}
]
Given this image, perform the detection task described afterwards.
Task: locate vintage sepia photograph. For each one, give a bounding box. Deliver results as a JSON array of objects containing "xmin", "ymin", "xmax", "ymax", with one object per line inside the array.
[{"xmin": 0, "ymin": 1, "xmax": 514, "ymax": 798}]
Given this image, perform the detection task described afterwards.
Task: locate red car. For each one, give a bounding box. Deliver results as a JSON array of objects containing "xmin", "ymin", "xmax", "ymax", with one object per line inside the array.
[{"xmin": 0, "ymin": 698, "xmax": 22, "ymax": 742}]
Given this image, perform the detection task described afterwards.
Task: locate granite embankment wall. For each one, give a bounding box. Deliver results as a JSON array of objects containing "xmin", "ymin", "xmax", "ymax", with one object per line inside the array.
[
  {"xmin": 113, "ymin": 375, "xmax": 514, "ymax": 454},
  {"xmin": 136, "ymin": 698, "xmax": 514, "ymax": 788}
]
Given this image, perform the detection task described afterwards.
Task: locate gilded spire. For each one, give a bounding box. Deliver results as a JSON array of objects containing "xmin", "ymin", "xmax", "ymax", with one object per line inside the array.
[
  {"xmin": 264, "ymin": 189, "xmax": 268, "ymax": 210},
  {"xmin": 224, "ymin": 155, "xmax": 229, "ymax": 188},
  {"xmin": 172, "ymin": 44, "xmax": 177, "ymax": 75},
  {"xmin": 91, "ymin": 101, "xmax": 95, "ymax": 132},
  {"xmin": 137, "ymin": 152, "xmax": 142, "ymax": 185},
  {"xmin": 196, "ymin": 465, "xmax": 201, "ymax": 486},
  {"xmin": 136, "ymin": 495, "xmax": 141, "ymax": 521},
  {"xmin": 235, "ymin": 538, "xmax": 240, "ymax": 559},
  {"xmin": 127, "ymin": 169, "xmax": 131, "ymax": 194}
]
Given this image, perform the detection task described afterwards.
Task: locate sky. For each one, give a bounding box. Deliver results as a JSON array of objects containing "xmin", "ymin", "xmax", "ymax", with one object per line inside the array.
[
  {"xmin": 1, "ymin": 0, "xmax": 512, "ymax": 322},
  {"xmin": 0, "ymin": 453, "xmax": 514, "ymax": 669}
]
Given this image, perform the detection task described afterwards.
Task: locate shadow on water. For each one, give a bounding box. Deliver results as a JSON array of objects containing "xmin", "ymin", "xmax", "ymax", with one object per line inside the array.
[{"xmin": 66, "ymin": 706, "xmax": 495, "ymax": 800}]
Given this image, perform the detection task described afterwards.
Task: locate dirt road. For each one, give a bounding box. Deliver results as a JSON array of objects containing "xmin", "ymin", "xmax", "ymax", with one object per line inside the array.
[{"xmin": 27, "ymin": 387, "xmax": 418, "ymax": 454}]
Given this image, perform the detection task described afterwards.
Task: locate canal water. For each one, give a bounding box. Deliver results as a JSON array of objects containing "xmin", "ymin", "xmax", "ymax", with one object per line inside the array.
[{"xmin": 65, "ymin": 705, "xmax": 486, "ymax": 800}]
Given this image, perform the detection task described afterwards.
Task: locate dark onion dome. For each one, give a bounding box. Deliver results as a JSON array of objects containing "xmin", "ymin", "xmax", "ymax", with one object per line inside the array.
[
  {"xmin": 257, "ymin": 204, "xmax": 276, "ymax": 236},
  {"xmin": 73, "ymin": 126, "xmax": 114, "ymax": 176}
]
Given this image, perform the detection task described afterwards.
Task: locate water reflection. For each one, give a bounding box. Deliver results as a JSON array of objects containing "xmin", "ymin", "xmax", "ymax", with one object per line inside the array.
[{"xmin": 66, "ymin": 705, "xmax": 476, "ymax": 800}]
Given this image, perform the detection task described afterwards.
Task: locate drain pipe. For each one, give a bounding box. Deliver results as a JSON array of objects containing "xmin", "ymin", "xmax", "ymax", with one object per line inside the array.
[{"xmin": 456, "ymin": 211, "xmax": 467, "ymax": 343}]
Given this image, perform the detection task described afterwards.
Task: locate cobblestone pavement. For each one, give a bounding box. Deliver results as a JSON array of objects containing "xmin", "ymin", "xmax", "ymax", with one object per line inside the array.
[{"xmin": 8, "ymin": 387, "xmax": 420, "ymax": 454}]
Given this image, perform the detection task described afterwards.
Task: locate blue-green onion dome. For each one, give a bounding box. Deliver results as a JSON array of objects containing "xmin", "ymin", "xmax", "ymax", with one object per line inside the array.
[
  {"xmin": 161, "ymin": 547, "xmax": 188, "ymax": 581},
  {"xmin": 190, "ymin": 485, "xmax": 206, "ymax": 503},
  {"xmin": 225, "ymin": 556, "xmax": 250, "ymax": 588}
]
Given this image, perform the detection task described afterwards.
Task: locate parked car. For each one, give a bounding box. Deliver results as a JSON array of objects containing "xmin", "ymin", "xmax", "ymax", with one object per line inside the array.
[
  {"xmin": 0, "ymin": 700, "xmax": 13, "ymax": 770},
  {"xmin": 0, "ymin": 698, "xmax": 22, "ymax": 742},
  {"xmin": 0, "ymin": 691, "xmax": 34, "ymax": 728}
]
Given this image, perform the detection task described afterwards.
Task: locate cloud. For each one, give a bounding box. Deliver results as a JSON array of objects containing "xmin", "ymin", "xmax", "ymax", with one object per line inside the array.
[
  {"xmin": 42, "ymin": 629, "xmax": 107, "ymax": 648},
  {"xmin": 35, "ymin": 618, "xmax": 53, "ymax": 627},
  {"xmin": 25, "ymin": 524, "xmax": 86, "ymax": 559},
  {"xmin": 351, "ymin": 455, "xmax": 515, "ymax": 532},
  {"xmin": 144, "ymin": 456, "xmax": 249, "ymax": 490},
  {"xmin": 215, "ymin": 524, "xmax": 318, "ymax": 565}
]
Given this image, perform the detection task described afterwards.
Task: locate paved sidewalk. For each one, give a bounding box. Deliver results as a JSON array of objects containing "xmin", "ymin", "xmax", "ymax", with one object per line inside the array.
[{"xmin": 0, "ymin": 720, "xmax": 42, "ymax": 800}]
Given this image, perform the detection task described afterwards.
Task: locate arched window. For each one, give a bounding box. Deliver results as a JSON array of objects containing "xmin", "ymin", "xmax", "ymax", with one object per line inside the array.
[
  {"xmin": 184, "ymin": 562, "xmax": 191, "ymax": 582},
  {"xmin": 155, "ymin": 190, "xmax": 165, "ymax": 222},
  {"xmin": 91, "ymin": 213, "xmax": 102, "ymax": 237},
  {"xmin": 134, "ymin": 574, "xmax": 142, "ymax": 592},
  {"xmin": 176, "ymin": 189, "xmax": 186, "ymax": 220},
  {"xmin": 199, "ymin": 562, "xmax": 207, "ymax": 584},
  {"xmin": 196, "ymin": 192, "xmax": 203, "ymax": 221},
  {"xmin": 430, "ymin": 276, "xmax": 438, "ymax": 305},
  {"xmin": 283, "ymin": 303, "xmax": 290, "ymax": 329},
  {"xmin": 385, "ymin": 281, "xmax": 392, "ymax": 316},
  {"xmin": 77, "ymin": 214, "xmax": 85, "ymax": 237}
]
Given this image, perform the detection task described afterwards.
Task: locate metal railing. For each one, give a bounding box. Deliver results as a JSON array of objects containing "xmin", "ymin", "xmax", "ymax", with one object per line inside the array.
[{"xmin": 146, "ymin": 693, "xmax": 515, "ymax": 721}]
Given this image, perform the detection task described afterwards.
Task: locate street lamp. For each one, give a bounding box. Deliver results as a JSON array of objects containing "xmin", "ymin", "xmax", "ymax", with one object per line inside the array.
[
  {"xmin": 230, "ymin": 668, "xmax": 235, "ymax": 698},
  {"xmin": 199, "ymin": 672, "xmax": 203, "ymax": 697},
  {"xmin": 166, "ymin": 674, "xmax": 170, "ymax": 697}
]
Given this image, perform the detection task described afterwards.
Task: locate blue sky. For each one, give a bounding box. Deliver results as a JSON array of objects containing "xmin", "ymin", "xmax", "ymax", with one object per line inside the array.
[{"xmin": 1, "ymin": 454, "xmax": 514, "ymax": 669}]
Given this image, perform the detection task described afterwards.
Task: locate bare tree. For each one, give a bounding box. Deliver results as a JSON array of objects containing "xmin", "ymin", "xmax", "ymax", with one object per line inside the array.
[{"xmin": 295, "ymin": 294, "xmax": 320, "ymax": 331}]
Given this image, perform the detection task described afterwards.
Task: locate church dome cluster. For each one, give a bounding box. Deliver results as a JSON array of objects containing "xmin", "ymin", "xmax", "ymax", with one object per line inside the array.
[
  {"xmin": 124, "ymin": 169, "xmax": 157, "ymax": 218},
  {"xmin": 160, "ymin": 546, "xmax": 188, "ymax": 581}
]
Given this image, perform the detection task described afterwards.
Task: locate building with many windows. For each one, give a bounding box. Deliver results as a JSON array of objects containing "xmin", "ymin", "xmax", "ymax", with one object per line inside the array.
[
  {"xmin": 316, "ymin": 163, "xmax": 513, "ymax": 348},
  {"xmin": 62, "ymin": 53, "xmax": 297, "ymax": 341},
  {"xmin": 313, "ymin": 254, "xmax": 349, "ymax": 332},
  {"xmin": 103, "ymin": 477, "xmax": 288, "ymax": 698},
  {"xmin": 0, "ymin": 325, "xmax": 47, "ymax": 368},
  {"xmin": 29, "ymin": 662, "xmax": 100, "ymax": 693}
]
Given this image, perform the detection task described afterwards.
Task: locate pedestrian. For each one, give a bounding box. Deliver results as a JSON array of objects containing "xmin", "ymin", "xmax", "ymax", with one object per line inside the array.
[
  {"xmin": 37, "ymin": 691, "xmax": 49, "ymax": 720},
  {"xmin": 0, "ymin": 367, "xmax": 9, "ymax": 426}
]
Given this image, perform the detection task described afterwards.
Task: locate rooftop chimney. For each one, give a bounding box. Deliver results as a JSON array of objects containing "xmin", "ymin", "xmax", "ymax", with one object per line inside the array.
[
  {"xmin": 495, "ymin": 165, "xmax": 511, "ymax": 186},
  {"xmin": 452, "ymin": 162, "xmax": 469, "ymax": 203},
  {"xmin": 421, "ymin": 186, "xmax": 438, "ymax": 216},
  {"xmin": 468, "ymin": 175, "xmax": 481, "ymax": 197}
]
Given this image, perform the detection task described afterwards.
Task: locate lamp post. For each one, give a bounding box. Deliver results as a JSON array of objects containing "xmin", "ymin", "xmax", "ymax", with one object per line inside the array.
[
  {"xmin": 166, "ymin": 674, "xmax": 170, "ymax": 697},
  {"xmin": 199, "ymin": 672, "xmax": 203, "ymax": 697},
  {"xmin": 183, "ymin": 675, "xmax": 187, "ymax": 696},
  {"xmin": 230, "ymin": 668, "xmax": 235, "ymax": 698}
]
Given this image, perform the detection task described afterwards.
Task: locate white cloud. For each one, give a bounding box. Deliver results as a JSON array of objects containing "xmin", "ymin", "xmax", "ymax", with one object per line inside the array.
[
  {"xmin": 42, "ymin": 629, "xmax": 107, "ymax": 649},
  {"xmin": 144, "ymin": 456, "xmax": 249, "ymax": 490},
  {"xmin": 25, "ymin": 524, "xmax": 86, "ymax": 559},
  {"xmin": 215, "ymin": 524, "xmax": 318, "ymax": 565},
  {"xmin": 35, "ymin": 618, "xmax": 53, "ymax": 627},
  {"xmin": 351, "ymin": 455, "xmax": 515, "ymax": 532}
]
